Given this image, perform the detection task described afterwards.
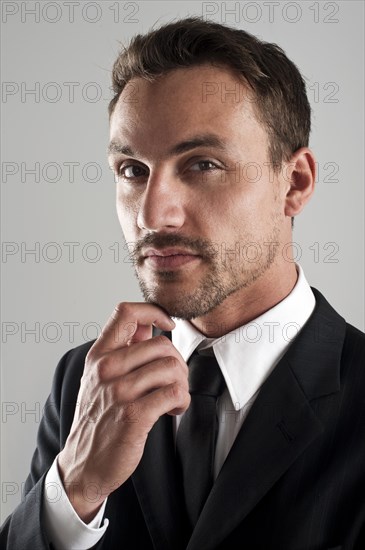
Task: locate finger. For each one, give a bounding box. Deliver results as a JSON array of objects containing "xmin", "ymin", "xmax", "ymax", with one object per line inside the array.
[
  {"xmin": 90, "ymin": 302, "xmax": 175, "ymax": 354},
  {"xmin": 132, "ymin": 383, "xmax": 191, "ymax": 429},
  {"xmin": 91, "ymin": 335, "xmax": 186, "ymax": 381},
  {"xmin": 114, "ymin": 356, "xmax": 189, "ymax": 402}
]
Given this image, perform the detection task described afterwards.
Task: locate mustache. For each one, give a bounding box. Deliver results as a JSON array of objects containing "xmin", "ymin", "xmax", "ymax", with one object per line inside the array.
[{"xmin": 129, "ymin": 233, "xmax": 218, "ymax": 264}]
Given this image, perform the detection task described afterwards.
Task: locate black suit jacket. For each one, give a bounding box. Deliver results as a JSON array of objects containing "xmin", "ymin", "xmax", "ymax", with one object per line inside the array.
[{"xmin": 1, "ymin": 288, "xmax": 365, "ymax": 549}]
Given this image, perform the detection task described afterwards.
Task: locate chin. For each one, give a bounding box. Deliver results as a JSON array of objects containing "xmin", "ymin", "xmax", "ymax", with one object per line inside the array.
[
  {"xmin": 140, "ymin": 284, "xmax": 229, "ymax": 321},
  {"xmin": 143, "ymin": 295, "xmax": 197, "ymax": 320}
]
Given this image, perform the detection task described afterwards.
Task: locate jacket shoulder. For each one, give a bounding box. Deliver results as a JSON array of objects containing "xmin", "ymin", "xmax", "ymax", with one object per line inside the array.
[
  {"xmin": 344, "ymin": 321, "xmax": 365, "ymax": 342},
  {"xmin": 342, "ymin": 321, "xmax": 365, "ymax": 362}
]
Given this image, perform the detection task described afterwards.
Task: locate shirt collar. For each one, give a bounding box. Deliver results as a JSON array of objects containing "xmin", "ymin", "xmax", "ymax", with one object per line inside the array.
[{"xmin": 171, "ymin": 264, "xmax": 316, "ymax": 410}]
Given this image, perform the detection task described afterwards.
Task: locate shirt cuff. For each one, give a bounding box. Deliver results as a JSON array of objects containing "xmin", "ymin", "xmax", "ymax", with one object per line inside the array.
[{"xmin": 42, "ymin": 455, "xmax": 109, "ymax": 550}]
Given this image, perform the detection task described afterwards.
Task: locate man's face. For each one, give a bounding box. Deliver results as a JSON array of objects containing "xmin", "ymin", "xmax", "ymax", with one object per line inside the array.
[{"xmin": 108, "ymin": 64, "xmax": 288, "ymax": 320}]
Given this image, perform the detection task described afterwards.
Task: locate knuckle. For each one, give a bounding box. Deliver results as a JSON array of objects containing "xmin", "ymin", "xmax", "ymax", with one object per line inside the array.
[
  {"xmin": 154, "ymin": 334, "xmax": 171, "ymax": 348},
  {"xmin": 153, "ymin": 335, "xmax": 173, "ymax": 356},
  {"xmin": 167, "ymin": 382, "xmax": 183, "ymax": 403},
  {"xmin": 85, "ymin": 348, "xmax": 96, "ymax": 365},
  {"xmin": 161, "ymin": 355, "xmax": 179, "ymax": 371},
  {"xmin": 85, "ymin": 340, "xmax": 100, "ymax": 364},
  {"xmin": 113, "ymin": 301, "xmax": 132, "ymax": 318},
  {"xmin": 94, "ymin": 356, "xmax": 109, "ymax": 382}
]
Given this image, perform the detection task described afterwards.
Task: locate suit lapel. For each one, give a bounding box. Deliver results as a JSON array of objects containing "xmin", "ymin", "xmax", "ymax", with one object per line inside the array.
[{"xmin": 187, "ymin": 287, "xmax": 346, "ymax": 550}]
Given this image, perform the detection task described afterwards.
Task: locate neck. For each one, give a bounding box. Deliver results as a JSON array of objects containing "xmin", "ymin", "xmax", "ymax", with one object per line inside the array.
[{"xmin": 190, "ymin": 262, "xmax": 298, "ymax": 337}]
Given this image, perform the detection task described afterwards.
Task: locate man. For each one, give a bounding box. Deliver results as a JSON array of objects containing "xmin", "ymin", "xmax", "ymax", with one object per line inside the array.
[{"xmin": 1, "ymin": 16, "xmax": 364, "ymax": 549}]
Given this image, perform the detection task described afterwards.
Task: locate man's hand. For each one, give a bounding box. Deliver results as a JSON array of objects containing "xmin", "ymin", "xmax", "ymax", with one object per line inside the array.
[{"xmin": 57, "ymin": 302, "xmax": 190, "ymax": 522}]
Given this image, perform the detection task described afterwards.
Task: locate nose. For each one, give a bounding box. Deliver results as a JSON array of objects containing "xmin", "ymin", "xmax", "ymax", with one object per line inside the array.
[{"xmin": 137, "ymin": 169, "xmax": 185, "ymax": 232}]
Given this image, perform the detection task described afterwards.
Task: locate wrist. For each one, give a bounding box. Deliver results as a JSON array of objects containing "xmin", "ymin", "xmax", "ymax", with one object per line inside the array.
[{"xmin": 57, "ymin": 452, "xmax": 107, "ymax": 523}]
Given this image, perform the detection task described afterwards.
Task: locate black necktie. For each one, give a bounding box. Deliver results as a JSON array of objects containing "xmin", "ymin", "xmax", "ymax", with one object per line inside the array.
[{"xmin": 176, "ymin": 349, "xmax": 226, "ymax": 527}]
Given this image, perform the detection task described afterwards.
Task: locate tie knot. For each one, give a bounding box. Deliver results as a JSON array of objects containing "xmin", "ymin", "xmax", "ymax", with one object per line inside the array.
[{"xmin": 188, "ymin": 351, "xmax": 226, "ymax": 397}]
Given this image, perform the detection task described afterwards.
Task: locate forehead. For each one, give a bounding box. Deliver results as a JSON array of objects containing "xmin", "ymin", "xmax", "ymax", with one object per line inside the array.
[{"xmin": 109, "ymin": 64, "xmax": 267, "ymax": 159}]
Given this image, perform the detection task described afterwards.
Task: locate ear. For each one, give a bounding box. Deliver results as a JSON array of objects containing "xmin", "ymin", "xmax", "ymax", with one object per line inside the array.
[{"xmin": 283, "ymin": 147, "xmax": 316, "ymax": 217}]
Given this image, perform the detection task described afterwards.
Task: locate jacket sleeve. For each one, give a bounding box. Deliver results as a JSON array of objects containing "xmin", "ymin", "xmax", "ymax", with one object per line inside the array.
[{"xmin": 0, "ymin": 340, "xmax": 101, "ymax": 550}]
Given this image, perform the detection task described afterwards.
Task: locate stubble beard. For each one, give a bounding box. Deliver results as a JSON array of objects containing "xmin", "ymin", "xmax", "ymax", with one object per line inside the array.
[{"xmin": 135, "ymin": 226, "xmax": 281, "ymax": 320}]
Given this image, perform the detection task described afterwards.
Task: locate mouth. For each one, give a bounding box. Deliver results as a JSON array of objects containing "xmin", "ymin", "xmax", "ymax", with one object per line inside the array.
[{"xmin": 142, "ymin": 248, "xmax": 202, "ymax": 270}]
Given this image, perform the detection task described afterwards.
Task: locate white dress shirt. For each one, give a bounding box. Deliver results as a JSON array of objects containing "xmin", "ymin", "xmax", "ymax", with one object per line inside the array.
[{"xmin": 43, "ymin": 264, "xmax": 315, "ymax": 549}]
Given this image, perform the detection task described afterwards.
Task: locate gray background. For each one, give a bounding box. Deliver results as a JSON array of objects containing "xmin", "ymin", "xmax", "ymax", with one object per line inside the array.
[{"xmin": 1, "ymin": 0, "xmax": 364, "ymax": 521}]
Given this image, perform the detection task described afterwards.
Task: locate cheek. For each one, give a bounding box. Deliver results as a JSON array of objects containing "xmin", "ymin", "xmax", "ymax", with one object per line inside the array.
[
  {"xmin": 116, "ymin": 192, "xmax": 140, "ymax": 235},
  {"xmin": 212, "ymin": 192, "xmax": 261, "ymax": 239}
]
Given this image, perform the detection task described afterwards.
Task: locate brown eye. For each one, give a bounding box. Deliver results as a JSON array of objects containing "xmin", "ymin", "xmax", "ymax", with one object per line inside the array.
[
  {"xmin": 119, "ymin": 164, "xmax": 147, "ymax": 179},
  {"xmin": 190, "ymin": 160, "xmax": 217, "ymax": 172}
]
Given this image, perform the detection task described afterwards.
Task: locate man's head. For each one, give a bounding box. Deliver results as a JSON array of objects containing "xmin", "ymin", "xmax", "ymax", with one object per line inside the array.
[{"xmin": 107, "ymin": 17, "xmax": 316, "ymax": 324}]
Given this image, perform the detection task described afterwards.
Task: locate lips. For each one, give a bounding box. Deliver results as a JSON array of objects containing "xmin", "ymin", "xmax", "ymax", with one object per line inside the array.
[
  {"xmin": 143, "ymin": 248, "xmax": 199, "ymax": 258},
  {"xmin": 142, "ymin": 248, "xmax": 201, "ymax": 269}
]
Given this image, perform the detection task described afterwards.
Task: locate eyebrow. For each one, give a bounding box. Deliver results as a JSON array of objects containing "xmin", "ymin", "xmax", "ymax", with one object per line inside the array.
[{"xmin": 107, "ymin": 133, "xmax": 229, "ymax": 159}]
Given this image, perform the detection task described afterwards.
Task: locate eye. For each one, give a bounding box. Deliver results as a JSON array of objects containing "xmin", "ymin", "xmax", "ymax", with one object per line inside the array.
[
  {"xmin": 118, "ymin": 163, "xmax": 148, "ymax": 180},
  {"xmin": 189, "ymin": 160, "xmax": 219, "ymax": 172}
]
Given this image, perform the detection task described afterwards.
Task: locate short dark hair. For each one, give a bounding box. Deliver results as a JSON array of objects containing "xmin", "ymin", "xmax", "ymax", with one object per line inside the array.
[{"xmin": 108, "ymin": 16, "xmax": 311, "ymax": 172}]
